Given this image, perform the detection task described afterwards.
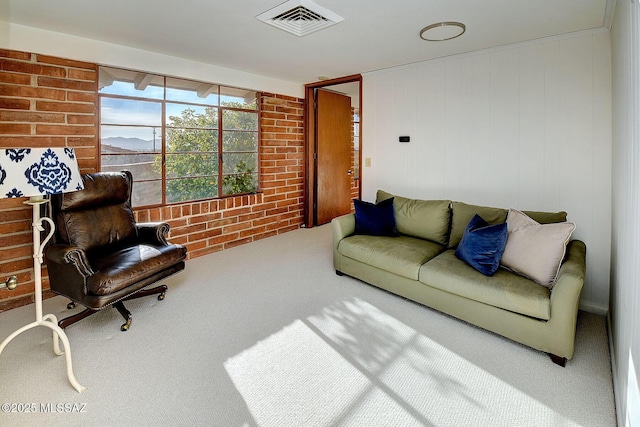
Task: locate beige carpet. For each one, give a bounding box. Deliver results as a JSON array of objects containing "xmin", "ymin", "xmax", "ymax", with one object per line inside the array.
[{"xmin": 0, "ymin": 225, "xmax": 616, "ymax": 426}]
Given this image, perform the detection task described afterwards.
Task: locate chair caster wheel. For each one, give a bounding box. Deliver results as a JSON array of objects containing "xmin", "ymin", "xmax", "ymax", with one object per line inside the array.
[
  {"xmin": 121, "ymin": 321, "xmax": 131, "ymax": 332},
  {"xmin": 67, "ymin": 301, "xmax": 76, "ymax": 309},
  {"xmin": 158, "ymin": 292, "xmax": 165, "ymax": 301}
]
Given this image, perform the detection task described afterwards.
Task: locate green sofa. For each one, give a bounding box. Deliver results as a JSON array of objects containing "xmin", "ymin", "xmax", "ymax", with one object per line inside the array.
[{"xmin": 332, "ymin": 190, "xmax": 586, "ymax": 366}]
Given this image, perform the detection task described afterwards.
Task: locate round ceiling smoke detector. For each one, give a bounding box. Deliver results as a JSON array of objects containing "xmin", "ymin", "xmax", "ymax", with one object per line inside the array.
[{"xmin": 420, "ymin": 22, "xmax": 466, "ymax": 41}]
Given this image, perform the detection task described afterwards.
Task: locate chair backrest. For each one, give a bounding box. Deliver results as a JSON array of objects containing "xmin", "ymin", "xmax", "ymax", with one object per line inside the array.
[{"xmin": 50, "ymin": 171, "xmax": 138, "ymax": 254}]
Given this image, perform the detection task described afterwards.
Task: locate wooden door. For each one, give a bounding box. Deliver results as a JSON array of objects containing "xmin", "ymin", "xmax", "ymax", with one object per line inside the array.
[{"xmin": 315, "ymin": 89, "xmax": 352, "ymax": 225}]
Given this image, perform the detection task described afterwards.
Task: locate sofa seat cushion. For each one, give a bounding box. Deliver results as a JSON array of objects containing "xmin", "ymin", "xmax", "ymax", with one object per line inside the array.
[
  {"xmin": 338, "ymin": 235, "xmax": 444, "ymax": 280},
  {"xmin": 419, "ymin": 250, "xmax": 551, "ymax": 320},
  {"xmin": 87, "ymin": 243, "xmax": 187, "ymax": 295}
]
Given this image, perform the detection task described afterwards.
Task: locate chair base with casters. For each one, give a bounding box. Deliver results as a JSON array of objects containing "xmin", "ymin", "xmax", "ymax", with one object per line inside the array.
[
  {"xmin": 45, "ymin": 171, "xmax": 187, "ymax": 332},
  {"xmin": 60, "ymin": 284, "xmax": 167, "ymax": 331}
]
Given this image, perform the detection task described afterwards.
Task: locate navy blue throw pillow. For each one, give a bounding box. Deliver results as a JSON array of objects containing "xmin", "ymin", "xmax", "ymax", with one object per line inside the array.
[
  {"xmin": 455, "ymin": 214, "xmax": 508, "ymax": 276},
  {"xmin": 353, "ymin": 197, "xmax": 398, "ymax": 237}
]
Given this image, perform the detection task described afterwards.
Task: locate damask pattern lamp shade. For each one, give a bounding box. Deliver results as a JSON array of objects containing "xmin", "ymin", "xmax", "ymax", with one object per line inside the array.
[
  {"xmin": 0, "ymin": 147, "xmax": 86, "ymax": 393},
  {"xmin": 0, "ymin": 148, "xmax": 84, "ymax": 199}
]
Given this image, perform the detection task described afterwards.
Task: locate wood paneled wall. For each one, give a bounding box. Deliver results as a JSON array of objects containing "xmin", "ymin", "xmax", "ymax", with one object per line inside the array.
[{"xmin": 362, "ymin": 29, "xmax": 612, "ymax": 313}]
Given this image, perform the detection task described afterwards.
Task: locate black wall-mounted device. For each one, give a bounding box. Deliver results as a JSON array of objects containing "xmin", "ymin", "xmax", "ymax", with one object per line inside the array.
[{"xmin": 399, "ymin": 136, "xmax": 410, "ymax": 143}]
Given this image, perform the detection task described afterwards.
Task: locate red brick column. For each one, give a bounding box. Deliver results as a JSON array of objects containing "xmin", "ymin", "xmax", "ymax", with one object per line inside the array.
[{"xmin": 0, "ymin": 49, "xmax": 97, "ymax": 310}]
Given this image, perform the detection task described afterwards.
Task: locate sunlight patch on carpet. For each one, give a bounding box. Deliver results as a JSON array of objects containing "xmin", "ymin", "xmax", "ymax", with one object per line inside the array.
[{"xmin": 224, "ymin": 298, "xmax": 581, "ymax": 426}]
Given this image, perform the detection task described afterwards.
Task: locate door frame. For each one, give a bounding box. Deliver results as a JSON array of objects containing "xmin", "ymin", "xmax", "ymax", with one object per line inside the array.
[{"xmin": 304, "ymin": 74, "xmax": 362, "ymax": 228}]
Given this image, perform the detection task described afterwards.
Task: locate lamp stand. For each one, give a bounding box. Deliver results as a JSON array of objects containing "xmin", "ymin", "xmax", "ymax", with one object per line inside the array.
[{"xmin": 0, "ymin": 197, "xmax": 85, "ymax": 393}]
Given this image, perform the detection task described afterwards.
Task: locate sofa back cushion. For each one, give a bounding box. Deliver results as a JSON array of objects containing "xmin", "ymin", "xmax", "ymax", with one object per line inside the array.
[
  {"xmin": 520, "ymin": 209, "xmax": 567, "ymax": 224},
  {"xmin": 376, "ymin": 190, "xmax": 451, "ymax": 245},
  {"xmin": 449, "ymin": 202, "xmax": 568, "ymax": 248},
  {"xmin": 450, "ymin": 202, "xmax": 508, "ymax": 248}
]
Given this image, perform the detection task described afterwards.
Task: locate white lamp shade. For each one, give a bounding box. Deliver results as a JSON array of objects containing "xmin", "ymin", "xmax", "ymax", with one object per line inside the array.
[{"xmin": 0, "ymin": 148, "xmax": 84, "ymax": 198}]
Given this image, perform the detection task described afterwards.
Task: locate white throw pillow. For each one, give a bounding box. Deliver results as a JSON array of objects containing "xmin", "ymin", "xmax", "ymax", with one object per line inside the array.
[{"xmin": 500, "ymin": 209, "xmax": 575, "ymax": 288}]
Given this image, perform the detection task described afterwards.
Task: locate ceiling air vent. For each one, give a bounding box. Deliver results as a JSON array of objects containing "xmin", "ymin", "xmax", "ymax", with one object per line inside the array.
[{"xmin": 257, "ymin": 0, "xmax": 344, "ymax": 37}]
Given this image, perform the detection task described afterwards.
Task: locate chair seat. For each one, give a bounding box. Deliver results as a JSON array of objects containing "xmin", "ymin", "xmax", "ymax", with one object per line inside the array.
[{"xmin": 87, "ymin": 244, "xmax": 187, "ymax": 296}]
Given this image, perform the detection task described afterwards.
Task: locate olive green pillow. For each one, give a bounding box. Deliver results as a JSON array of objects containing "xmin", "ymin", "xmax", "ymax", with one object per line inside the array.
[{"xmin": 376, "ymin": 190, "xmax": 451, "ymax": 246}]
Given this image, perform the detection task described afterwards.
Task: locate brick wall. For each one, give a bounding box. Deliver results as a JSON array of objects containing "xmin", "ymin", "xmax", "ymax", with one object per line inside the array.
[
  {"xmin": 0, "ymin": 49, "xmax": 304, "ymax": 312},
  {"xmin": 0, "ymin": 49, "xmax": 98, "ymax": 310}
]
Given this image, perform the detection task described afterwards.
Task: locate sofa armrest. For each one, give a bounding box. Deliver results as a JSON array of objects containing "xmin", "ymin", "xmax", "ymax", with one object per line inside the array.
[
  {"xmin": 550, "ymin": 240, "xmax": 586, "ymax": 309},
  {"xmin": 136, "ymin": 222, "xmax": 170, "ymax": 246},
  {"xmin": 547, "ymin": 240, "xmax": 586, "ymax": 358},
  {"xmin": 551, "ymin": 240, "xmax": 587, "ymax": 319},
  {"xmin": 557, "ymin": 239, "xmax": 586, "ymax": 281},
  {"xmin": 332, "ymin": 214, "xmax": 355, "ymax": 247},
  {"xmin": 332, "ymin": 214, "xmax": 355, "ymax": 272}
]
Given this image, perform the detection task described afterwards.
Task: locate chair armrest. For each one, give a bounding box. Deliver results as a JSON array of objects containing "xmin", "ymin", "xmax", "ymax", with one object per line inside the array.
[
  {"xmin": 45, "ymin": 244, "xmax": 94, "ymax": 277},
  {"xmin": 136, "ymin": 222, "xmax": 170, "ymax": 246},
  {"xmin": 45, "ymin": 244, "xmax": 94, "ymax": 301}
]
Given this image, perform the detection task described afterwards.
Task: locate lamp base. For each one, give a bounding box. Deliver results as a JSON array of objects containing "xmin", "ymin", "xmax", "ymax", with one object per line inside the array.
[
  {"xmin": 0, "ymin": 198, "xmax": 85, "ymax": 393},
  {"xmin": 0, "ymin": 315, "xmax": 85, "ymax": 393}
]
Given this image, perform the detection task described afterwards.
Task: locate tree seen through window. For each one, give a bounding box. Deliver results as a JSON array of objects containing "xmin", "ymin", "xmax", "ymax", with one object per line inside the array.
[{"xmin": 99, "ymin": 66, "xmax": 258, "ymax": 207}]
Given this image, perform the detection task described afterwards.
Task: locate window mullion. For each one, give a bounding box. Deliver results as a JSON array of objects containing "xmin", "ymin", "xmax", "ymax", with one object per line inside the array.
[
  {"xmin": 218, "ymin": 105, "xmax": 224, "ymax": 198},
  {"xmin": 162, "ymin": 76, "xmax": 167, "ymax": 206}
]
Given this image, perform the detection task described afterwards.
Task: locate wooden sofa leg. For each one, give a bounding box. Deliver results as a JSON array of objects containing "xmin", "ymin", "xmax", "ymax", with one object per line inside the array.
[{"xmin": 549, "ymin": 354, "xmax": 567, "ymax": 367}]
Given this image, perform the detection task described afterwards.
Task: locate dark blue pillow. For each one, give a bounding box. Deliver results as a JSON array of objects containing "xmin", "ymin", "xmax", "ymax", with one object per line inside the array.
[
  {"xmin": 353, "ymin": 197, "xmax": 398, "ymax": 236},
  {"xmin": 455, "ymin": 214, "xmax": 507, "ymax": 276}
]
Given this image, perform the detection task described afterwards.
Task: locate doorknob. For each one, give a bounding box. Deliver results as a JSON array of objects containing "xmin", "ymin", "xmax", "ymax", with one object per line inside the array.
[{"xmin": 347, "ymin": 170, "xmax": 352, "ymax": 175}]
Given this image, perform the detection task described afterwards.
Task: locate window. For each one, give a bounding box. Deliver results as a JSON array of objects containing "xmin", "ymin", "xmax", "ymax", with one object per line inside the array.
[
  {"xmin": 353, "ymin": 108, "xmax": 360, "ymax": 180},
  {"xmin": 99, "ymin": 67, "xmax": 258, "ymax": 207}
]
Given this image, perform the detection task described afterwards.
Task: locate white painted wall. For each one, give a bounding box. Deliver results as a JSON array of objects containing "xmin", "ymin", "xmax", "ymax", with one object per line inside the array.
[
  {"xmin": 610, "ymin": 0, "xmax": 640, "ymax": 424},
  {"xmin": 0, "ymin": 21, "xmax": 304, "ymax": 98},
  {"xmin": 362, "ymin": 29, "xmax": 612, "ymax": 314}
]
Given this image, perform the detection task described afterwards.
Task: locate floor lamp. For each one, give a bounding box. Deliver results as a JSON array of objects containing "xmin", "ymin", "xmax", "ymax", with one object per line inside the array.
[{"xmin": 0, "ymin": 147, "xmax": 86, "ymax": 393}]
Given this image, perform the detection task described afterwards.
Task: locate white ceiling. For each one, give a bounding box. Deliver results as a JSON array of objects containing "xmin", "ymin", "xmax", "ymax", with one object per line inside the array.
[{"xmin": 1, "ymin": 0, "xmax": 613, "ymax": 86}]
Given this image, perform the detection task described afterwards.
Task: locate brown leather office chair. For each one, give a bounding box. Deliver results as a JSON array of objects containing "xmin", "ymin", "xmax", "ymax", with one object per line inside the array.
[{"xmin": 45, "ymin": 171, "xmax": 187, "ymax": 331}]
